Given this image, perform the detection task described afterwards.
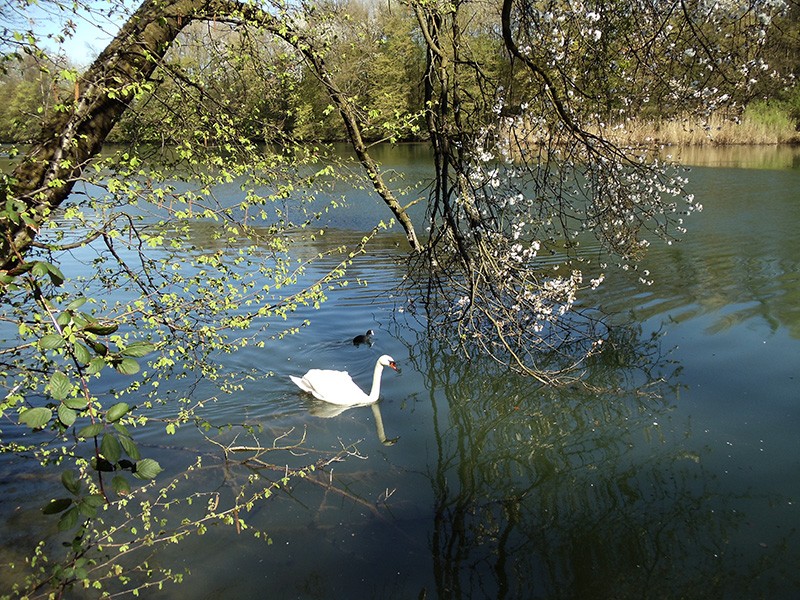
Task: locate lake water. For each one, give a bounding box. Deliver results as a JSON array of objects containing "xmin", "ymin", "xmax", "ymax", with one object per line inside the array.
[{"xmin": 1, "ymin": 145, "xmax": 799, "ymax": 598}]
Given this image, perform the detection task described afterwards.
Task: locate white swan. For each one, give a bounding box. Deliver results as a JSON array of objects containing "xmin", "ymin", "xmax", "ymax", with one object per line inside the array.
[{"xmin": 290, "ymin": 354, "xmax": 398, "ymax": 406}]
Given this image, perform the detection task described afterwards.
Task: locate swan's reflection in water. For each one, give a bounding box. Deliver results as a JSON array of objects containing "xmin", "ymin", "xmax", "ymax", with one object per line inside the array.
[
  {"xmin": 308, "ymin": 401, "xmax": 399, "ymax": 446},
  {"xmin": 369, "ymin": 403, "xmax": 399, "ymax": 446}
]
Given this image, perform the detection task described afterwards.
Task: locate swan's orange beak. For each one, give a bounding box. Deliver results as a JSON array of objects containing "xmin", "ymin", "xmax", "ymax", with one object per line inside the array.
[{"xmin": 389, "ymin": 360, "xmax": 399, "ymax": 372}]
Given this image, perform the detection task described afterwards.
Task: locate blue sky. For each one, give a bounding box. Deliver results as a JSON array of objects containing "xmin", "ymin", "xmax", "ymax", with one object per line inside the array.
[
  {"xmin": 53, "ymin": 26, "xmax": 114, "ymax": 66},
  {"xmin": 11, "ymin": 1, "xmax": 128, "ymax": 67}
]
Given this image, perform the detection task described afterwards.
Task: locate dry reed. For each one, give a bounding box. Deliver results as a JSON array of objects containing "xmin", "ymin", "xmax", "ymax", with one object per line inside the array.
[{"xmin": 599, "ymin": 111, "xmax": 800, "ymax": 147}]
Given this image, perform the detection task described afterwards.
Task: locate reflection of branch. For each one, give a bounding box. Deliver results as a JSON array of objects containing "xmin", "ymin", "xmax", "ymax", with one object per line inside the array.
[{"xmin": 200, "ymin": 424, "xmax": 386, "ymax": 518}]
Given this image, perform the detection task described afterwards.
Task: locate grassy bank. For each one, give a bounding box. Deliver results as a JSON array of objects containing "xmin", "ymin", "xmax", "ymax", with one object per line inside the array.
[{"xmin": 603, "ymin": 102, "xmax": 800, "ymax": 147}]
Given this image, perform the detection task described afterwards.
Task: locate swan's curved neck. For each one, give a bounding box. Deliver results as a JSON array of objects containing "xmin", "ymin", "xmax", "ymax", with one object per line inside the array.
[{"xmin": 368, "ymin": 361, "xmax": 384, "ymax": 401}]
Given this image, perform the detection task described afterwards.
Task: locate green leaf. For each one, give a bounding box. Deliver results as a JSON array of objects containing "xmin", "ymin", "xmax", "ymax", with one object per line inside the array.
[
  {"xmin": 83, "ymin": 322, "xmax": 119, "ymax": 335},
  {"xmin": 29, "ymin": 261, "xmax": 64, "ymax": 285},
  {"xmin": 73, "ymin": 342, "xmax": 92, "ymax": 364},
  {"xmin": 86, "ymin": 357, "xmax": 106, "ymax": 375},
  {"xmin": 39, "ymin": 333, "xmax": 65, "ymax": 350},
  {"xmin": 57, "ymin": 403, "xmax": 77, "ymax": 427},
  {"xmin": 78, "ymin": 495, "xmax": 103, "ymax": 518},
  {"xmin": 118, "ymin": 435, "xmax": 141, "ymax": 460},
  {"xmin": 63, "ymin": 397, "xmax": 86, "ymax": 410},
  {"xmin": 120, "ymin": 342, "xmax": 156, "ymax": 358},
  {"xmin": 82, "ymin": 494, "xmax": 105, "ymax": 508},
  {"xmin": 42, "ymin": 498, "xmax": 73, "ymax": 514},
  {"xmin": 71, "ymin": 312, "xmax": 88, "ymax": 327},
  {"xmin": 45, "ymin": 263, "xmax": 65, "ymax": 286},
  {"xmin": 114, "ymin": 358, "xmax": 140, "ymax": 375},
  {"xmin": 61, "ymin": 470, "xmax": 81, "ymax": 495},
  {"xmin": 106, "ymin": 402, "xmax": 130, "ymax": 423},
  {"xmin": 19, "ymin": 407, "xmax": 52, "ymax": 430},
  {"xmin": 100, "ymin": 433, "xmax": 121, "ymax": 463},
  {"xmin": 48, "ymin": 371, "xmax": 72, "ymax": 401},
  {"xmin": 31, "ymin": 261, "xmax": 49, "ymax": 278},
  {"xmin": 67, "ymin": 297, "xmax": 87, "ymax": 310},
  {"xmin": 112, "ymin": 475, "xmax": 131, "ymax": 496},
  {"xmin": 58, "ymin": 506, "xmax": 80, "ymax": 531},
  {"xmin": 133, "ymin": 458, "xmax": 163, "ymax": 480},
  {"xmin": 77, "ymin": 422, "xmax": 105, "ymax": 439}
]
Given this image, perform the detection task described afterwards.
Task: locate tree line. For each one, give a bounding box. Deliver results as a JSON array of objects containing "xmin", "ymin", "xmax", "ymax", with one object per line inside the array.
[
  {"xmin": 2, "ymin": 0, "xmax": 798, "ymax": 146},
  {"xmin": 0, "ymin": 1, "xmax": 429, "ymax": 144}
]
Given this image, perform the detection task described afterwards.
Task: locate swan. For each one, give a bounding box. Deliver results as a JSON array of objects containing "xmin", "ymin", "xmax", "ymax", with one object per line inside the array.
[
  {"xmin": 352, "ymin": 329, "xmax": 374, "ymax": 346},
  {"xmin": 290, "ymin": 354, "xmax": 398, "ymax": 406}
]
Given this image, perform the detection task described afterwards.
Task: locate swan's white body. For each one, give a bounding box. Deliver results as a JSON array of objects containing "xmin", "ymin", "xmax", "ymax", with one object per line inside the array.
[{"xmin": 290, "ymin": 355, "xmax": 398, "ymax": 406}]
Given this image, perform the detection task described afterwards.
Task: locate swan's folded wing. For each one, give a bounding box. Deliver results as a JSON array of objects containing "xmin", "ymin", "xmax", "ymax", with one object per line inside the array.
[{"xmin": 290, "ymin": 375, "xmax": 313, "ymax": 393}]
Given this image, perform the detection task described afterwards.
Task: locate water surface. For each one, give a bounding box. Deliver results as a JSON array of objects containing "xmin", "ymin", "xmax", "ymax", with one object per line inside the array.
[{"xmin": 1, "ymin": 145, "xmax": 799, "ymax": 599}]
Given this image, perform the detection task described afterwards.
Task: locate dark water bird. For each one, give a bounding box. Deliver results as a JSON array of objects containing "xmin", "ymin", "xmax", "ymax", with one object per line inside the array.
[
  {"xmin": 290, "ymin": 354, "xmax": 398, "ymax": 406},
  {"xmin": 352, "ymin": 329, "xmax": 374, "ymax": 346}
]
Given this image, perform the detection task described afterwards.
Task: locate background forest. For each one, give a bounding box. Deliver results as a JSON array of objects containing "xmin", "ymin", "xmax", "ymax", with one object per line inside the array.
[{"xmin": 2, "ymin": 0, "xmax": 800, "ymax": 146}]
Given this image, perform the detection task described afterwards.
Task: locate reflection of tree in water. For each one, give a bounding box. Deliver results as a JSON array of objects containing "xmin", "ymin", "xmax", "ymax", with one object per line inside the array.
[{"xmin": 394, "ymin": 317, "xmax": 792, "ymax": 599}]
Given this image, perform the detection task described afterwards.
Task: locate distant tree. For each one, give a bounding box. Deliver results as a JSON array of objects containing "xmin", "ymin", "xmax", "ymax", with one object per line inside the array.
[
  {"xmin": 0, "ymin": 52, "xmax": 71, "ymax": 141},
  {"xmin": 364, "ymin": 4, "xmax": 427, "ymax": 140},
  {"xmin": 289, "ymin": 0, "xmax": 426, "ymax": 142}
]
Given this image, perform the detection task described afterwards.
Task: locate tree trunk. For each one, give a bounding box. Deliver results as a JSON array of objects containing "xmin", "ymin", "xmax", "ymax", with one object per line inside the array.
[{"xmin": 0, "ymin": 0, "xmax": 214, "ymax": 272}]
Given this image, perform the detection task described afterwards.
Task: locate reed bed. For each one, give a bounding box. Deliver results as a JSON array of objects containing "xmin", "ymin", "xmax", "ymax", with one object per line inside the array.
[{"xmin": 600, "ymin": 107, "xmax": 800, "ymax": 147}]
